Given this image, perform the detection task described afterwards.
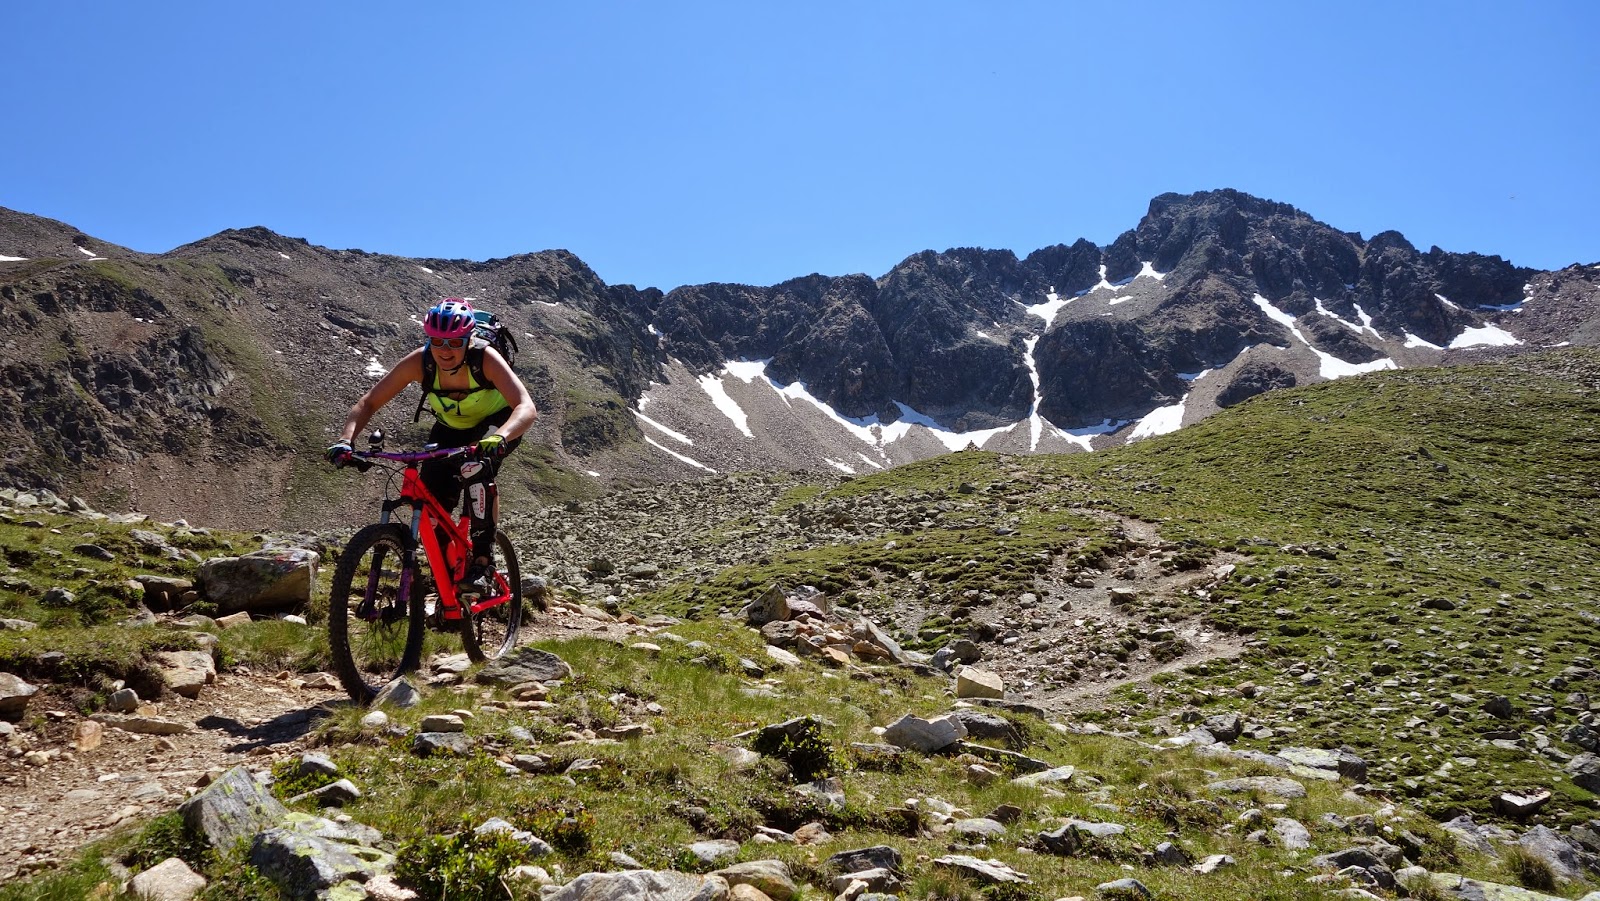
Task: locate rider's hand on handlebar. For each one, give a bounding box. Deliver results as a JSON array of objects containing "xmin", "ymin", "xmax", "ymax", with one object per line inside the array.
[
  {"xmin": 325, "ymin": 441, "xmax": 355, "ymax": 468},
  {"xmin": 474, "ymin": 434, "xmax": 508, "ymax": 462}
]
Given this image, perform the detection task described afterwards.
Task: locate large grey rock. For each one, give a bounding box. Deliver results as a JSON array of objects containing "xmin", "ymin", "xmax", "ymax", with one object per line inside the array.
[
  {"xmin": 476, "ymin": 647, "xmax": 573, "ymax": 686},
  {"xmin": 713, "ymin": 860, "xmax": 798, "ymax": 901},
  {"xmin": 830, "ymin": 868, "xmax": 901, "ymax": 894},
  {"xmin": 1423, "ymin": 872, "xmax": 1574, "ymax": 900},
  {"xmin": 1011, "ymin": 765, "xmax": 1076, "ymax": 788},
  {"xmin": 1095, "ymin": 877, "xmax": 1152, "ymax": 898},
  {"xmin": 951, "ymin": 741, "xmax": 1051, "ymax": 773},
  {"xmin": 179, "ymin": 766, "xmax": 289, "ymax": 850},
  {"xmin": 882, "ymin": 713, "xmax": 966, "ymax": 752},
  {"xmin": 930, "ymin": 639, "xmax": 982, "ymax": 672},
  {"xmin": 1517, "ymin": 825, "xmax": 1584, "ymax": 881},
  {"xmin": 546, "ymin": 870, "xmax": 729, "ymax": 901},
  {"xmin": 130, "ymin": 856, "xmax": 207, "ymax": 900},
  {"xmin": 0, "ymin": 672, "xmax": 39, "ymax": 718},
  {"xmin": 372, "ymin": 678, "xmax": 421, "ymax": 708},
  {"xmin": 1277, "ymin": 746, "xmax": 1368, "ymax": 782},
  {"xmin": 1206, "ymin": 776, "xmax": 1307, "ymax": 798},
  {"xmin": 1440, "ymin": 814, "xmax": 1514, "ymax": 855},
  {"xmin": 828, "ymin": 845, "xmax": 903, "ymax": 874},
  {"xmin": 932, "ymin": 855, "xmax": 1029, "ymax": 884},
  {"xmin": 1273, "ymin": 817, "xmax": 1312, "ymax": 850},
  {"xmin": 249, "ymin": 813, "xmax": 393, "ymax": 898},
  {"xmin": 198, "ymin": 549, "xmax": 318, "ymax": 613},
  {"xmin": 687, "ymin": 839, "xmax": 741, "ymax": 865}
]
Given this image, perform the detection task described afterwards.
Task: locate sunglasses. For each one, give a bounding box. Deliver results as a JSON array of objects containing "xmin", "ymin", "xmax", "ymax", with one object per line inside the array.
[{"xmin": 428, "ymin": 337, "xmax": 467, "ymax": 348}]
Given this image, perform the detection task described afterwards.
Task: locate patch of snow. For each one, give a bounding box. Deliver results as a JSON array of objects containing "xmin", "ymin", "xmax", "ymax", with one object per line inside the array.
[
  {"xmin": 1404, "ymin": 333, "xmax": 1444, "ymax": 350},
  {"xmin": 1319, "ymin": 355, "xmax": 1397, "ymax": 379},
  {"xmin": 1479, "ymin": 300, "xmax": 1525, "ymax": 312},
  {"xmin": 1256, "ymin": 294, "xmax": 1397, "ymax": 378},
  {"xmin": 643, "ymin": 435, "xmax": 716, "ymax": 473},
  {"xmin": 974, "ymin": 329, "xmax": 993, "ymax": 340},
  {"xmin": 77, "ymin": 246, "xmax": 95, "ymax": 257},
  {"xmin": 632, "ymin": 409, "xmax": 693, "ymax": 445},
  {"xmin": 524, "ymin": 332, "xmax": 534, "ymax": 339},
  {"xmin": 538, "ymin": 300, "xmax": 560, "ymax": 307},
  {"xmin": 1138, "ymin": 261, "xmax": 1166, "ymax": 281},
  {"xmin": 1025, "ymin": 290, "xmax": 1071, "ymax": 325},
  {"xmin": 698, "ymin": 371, "xmax": 752, "ymax": 437},
  {"xmin": 824, "ymin": 459, "xmax": 856, "ymax": 474},
  {"xmin": 364, "ymin": 357, "xmax": 387, "ymax": 378},
  {"xmin": 892, "ymin": 403, "xmax": 1014, "ymax": 452},
  {"xmin": 278, "ymin": 252, "xmax": 291, "ymax": 260},
  {"xmin": 724, "ymin": 359, "xmax": 769, "ymax": 382},
  {"xmin": 1449, "ymin": 324, "xmax": 1521, "ymax": 349},
  {"xmin": 1435, "ymin": 293, "xmax": 1461, "ymax": 310},
  {"xmin": 856, "ymin": 452, "xmax": 884, "ymax": 470},
  {"xmin": 648, "ymin": 324, "xmax": 662, "ymax": 336},
  {"xmin": 0, "ymin": 254, "xmax": 27, "ymax": 262},
  {"xmin": 584, "ymin": 470, "xmax": 601, "ymax": 477},
  {"xmin": 1253, "ymin": 294, "xmax": 1308, "ymax": 344},
  {"xmin": 1127, "ymin": 400, "xmax": 1186, "ymax": 442},
  {"xmin": 1177, "ymin": 368, "xmax": 1213, "ymax": 382},
  {"xmin": 1314, "ymin": 298, "xmax": 1381, "ymax": 338},
  {"xmin": 419, "ymin": 266, "xmax": 433, "ymax": 274}
]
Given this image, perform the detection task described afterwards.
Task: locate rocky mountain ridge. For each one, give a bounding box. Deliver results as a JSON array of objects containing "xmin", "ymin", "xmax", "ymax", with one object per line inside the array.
[{"xmin": 1, "ymin": 191, "xmax": 1596, "ymax": 528}]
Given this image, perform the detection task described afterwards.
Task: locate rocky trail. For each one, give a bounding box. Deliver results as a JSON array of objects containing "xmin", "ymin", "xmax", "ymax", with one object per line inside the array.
[
  {"xmin": 1, "ymin": 473, "xmax": 1254, "ymax": 882},
  {"xmin": 0, "ymin": 604, "xmax": 658, "ymax": 880}
]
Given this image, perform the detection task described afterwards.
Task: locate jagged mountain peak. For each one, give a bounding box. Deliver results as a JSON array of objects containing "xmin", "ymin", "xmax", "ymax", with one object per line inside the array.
[{"xmin": 0, "ymin": 193, "xmax": 1594, "ymax": 528}]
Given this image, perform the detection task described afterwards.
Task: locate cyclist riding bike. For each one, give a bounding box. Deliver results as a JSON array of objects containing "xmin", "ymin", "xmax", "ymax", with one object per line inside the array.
[{"xmin": 326, "ymin": 298, "xmax": 537, "ymax": 596}]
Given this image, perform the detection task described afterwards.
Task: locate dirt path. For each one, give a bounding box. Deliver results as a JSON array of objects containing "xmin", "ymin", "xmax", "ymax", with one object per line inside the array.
[
  {"xmin": 0, "ymin": 604, "xmax": 657, "ymax": 881},
  {"xmin": 941, "ymin": 510, "xmax": 1249, "ymax": 718}
]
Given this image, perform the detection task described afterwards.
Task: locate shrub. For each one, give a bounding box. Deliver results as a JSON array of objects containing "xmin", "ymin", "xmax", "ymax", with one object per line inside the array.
[{"xmin": 394, "ymin": 824, "xmax": 531, "ymax": 901}]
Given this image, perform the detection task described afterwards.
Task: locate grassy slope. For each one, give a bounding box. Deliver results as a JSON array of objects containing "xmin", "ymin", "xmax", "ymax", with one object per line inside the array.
[{"xmin": 5, "ymin": 349, "xmax": 1598, "ymax": 900}]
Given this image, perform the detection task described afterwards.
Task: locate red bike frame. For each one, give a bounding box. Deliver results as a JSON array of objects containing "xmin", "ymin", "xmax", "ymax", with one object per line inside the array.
[{"xmin": 367, "ymin": 446, "xmax": 514, "ymax": 621}]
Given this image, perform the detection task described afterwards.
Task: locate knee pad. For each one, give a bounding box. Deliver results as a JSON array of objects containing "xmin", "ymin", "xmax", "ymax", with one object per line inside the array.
[{"xmin": 466, "ymin": 482, "xmax": 488, "ymax": 519}]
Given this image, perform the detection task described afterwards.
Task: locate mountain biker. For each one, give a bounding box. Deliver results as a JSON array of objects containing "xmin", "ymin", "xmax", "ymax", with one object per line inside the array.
[{"xmin": 324, "ymin": 298, "xmax": 537, "ymax": 596}]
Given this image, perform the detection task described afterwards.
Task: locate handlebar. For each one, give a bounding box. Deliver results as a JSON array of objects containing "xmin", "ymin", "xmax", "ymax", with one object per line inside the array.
[{"xmin": 346, "ymin": 445, "xmax": 473, "ymax": 472}]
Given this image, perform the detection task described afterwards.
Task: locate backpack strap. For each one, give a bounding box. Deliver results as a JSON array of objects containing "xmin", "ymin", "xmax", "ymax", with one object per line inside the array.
[{"xmin": 412, "ymin": 345, "xmax": 496, "ymax": 423}]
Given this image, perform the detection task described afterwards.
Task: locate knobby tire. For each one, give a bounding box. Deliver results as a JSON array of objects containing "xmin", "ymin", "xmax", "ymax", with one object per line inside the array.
[
  {"xmin": 458, "ymin": 529, "xmax": 522, "ymax": 662},
  {"xmin": 328, "ymin": 522, "xmax": 427, "ymax": 704}
]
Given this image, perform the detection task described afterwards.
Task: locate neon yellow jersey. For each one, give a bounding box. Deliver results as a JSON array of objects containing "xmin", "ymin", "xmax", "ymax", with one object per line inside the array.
[{"xmin": 426, "ymin": 364, "xmax": 509, "ymax": 429}]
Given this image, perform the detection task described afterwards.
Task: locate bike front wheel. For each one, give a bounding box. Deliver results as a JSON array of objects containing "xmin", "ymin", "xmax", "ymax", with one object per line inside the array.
[
  {"xmin": 328, "ymin": 523, "xmax": 427, "ymax": 704},
  {"xmin": 459, "ymin": 529, "xmax": 523, "ymax": 662}
]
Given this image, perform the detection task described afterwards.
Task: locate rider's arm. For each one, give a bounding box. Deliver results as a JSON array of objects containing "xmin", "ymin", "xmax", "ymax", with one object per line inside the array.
[
  {"xmin": 335, "ymin": 349, "xmax": 424, "ymax": 443},
  {"xmin": 482, "ymin": 348, "xmax": 538, "ymax": 441}
]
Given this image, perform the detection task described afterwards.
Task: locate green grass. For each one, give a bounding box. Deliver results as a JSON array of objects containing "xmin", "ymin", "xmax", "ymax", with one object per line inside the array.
[{"xmin": 8, "ymin": 348, "xmax": 1599, "ymax": 899}]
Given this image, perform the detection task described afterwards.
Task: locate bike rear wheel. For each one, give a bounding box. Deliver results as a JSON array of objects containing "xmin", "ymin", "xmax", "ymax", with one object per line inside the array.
[
  {"xmin": 459, "ymin": 529, "xmax": 522, "ymax": 662},
  {"xmin": 328, "ymin": 523, "xmax": 427, "ymax": 704}
]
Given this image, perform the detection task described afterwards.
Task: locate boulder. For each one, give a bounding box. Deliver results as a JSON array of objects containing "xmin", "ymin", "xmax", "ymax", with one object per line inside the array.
[
  {"xmin": 249, "ymin": 814, "xmax": 393, "ymax": 898},
  {"xmin": 0, "ymin": 672, "xmax": 39, "ymax": 718},
  {"xmin": 1206, "ymin": 776, "xmax": 1307, "ymax": 798},
  {"xmin": 546, "ymin": 870, "xmax": 730, "ymax": 901},
  {"xmin": 883, "ymin": 713, "xmax": 967, "ymax": 753},
  {"xmin": 712, "ymin": 860, "xmax": 798, "ymax": 901},
  {"xmin": 955, "ymin": 666, "xmax": 1005, "ymax": 699},
  {"xmin": 157, "ymin": 650, "xmax": 216, "ymax": 699},
  {"xmin": 179, "ymin": 766, "xmax": 289, "ymax": 850},
  {"xmin": 476, "ymin": 647, "xmax": 573, "ymax": 686},
  {"xmin": 931, "ymin": 855, "xmax": 1029, "ymax": 884},
  {"xmin": 198, "ymin": 549, "xmax": 318, "ymax": 613},
  {"xmin": 827, "ymin": 845, "xmax": 903, "ymax": 875}
]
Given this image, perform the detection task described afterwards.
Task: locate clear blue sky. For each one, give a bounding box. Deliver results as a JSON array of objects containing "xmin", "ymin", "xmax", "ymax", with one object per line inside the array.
[{"xmin": 5, "ymin": 1, "xmax": 1597, "ymax": 291}]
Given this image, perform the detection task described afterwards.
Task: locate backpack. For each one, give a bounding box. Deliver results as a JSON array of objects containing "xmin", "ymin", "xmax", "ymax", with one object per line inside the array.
[{"xmin": 412, "ymin": 309, "xmax": 521, "ymax": 422}]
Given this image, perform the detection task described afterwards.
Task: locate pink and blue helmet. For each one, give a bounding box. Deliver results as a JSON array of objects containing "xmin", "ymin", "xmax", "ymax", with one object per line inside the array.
[{"xmin": 423, "ymin": 298, "xmax": 476, "ymax": 339}]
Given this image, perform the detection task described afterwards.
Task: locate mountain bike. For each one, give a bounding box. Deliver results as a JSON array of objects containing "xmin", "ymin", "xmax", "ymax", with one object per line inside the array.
[{"xmin": 327, "ymin": 431, "xmax": 523, "ymax": 704}]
